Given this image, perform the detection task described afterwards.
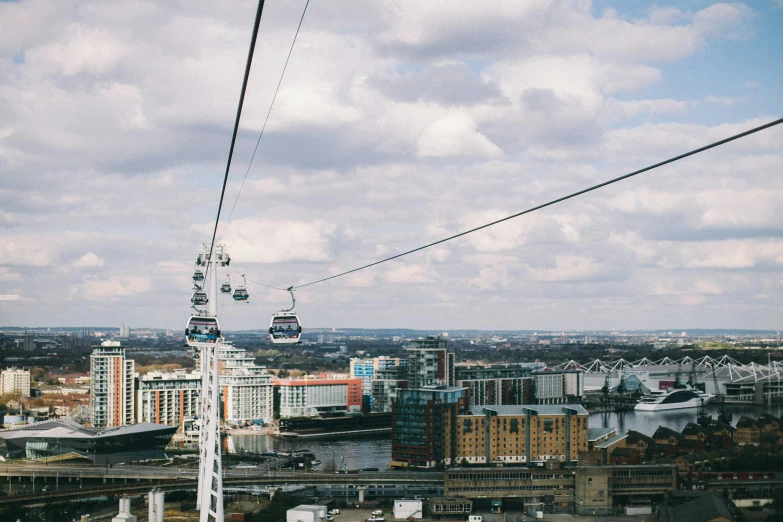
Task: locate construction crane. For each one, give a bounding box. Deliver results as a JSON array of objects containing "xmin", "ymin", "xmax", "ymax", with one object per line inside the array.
[{"xmin": 711, "ymin": 363, "xmax": 732, "ymax": 425}]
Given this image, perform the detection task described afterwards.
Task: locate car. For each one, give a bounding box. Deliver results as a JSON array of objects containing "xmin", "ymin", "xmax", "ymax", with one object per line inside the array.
[
  {"xmin": 327, "ymin": 516, "xmax": 334, "ymax": 521},
  {"xmin": 41, "ymin": 486, "xmax": 49, "ymax": 492},
  {"xmin": 369, "ymin": 517, "xmax": 384, "ymax": 522},
  {"xmin": 329, "ymin": 510, "xmax": 340, "ymax": 515},
  {"xmin": 371, "ymin": 511, "xmax": 383, "ymax": 516}
]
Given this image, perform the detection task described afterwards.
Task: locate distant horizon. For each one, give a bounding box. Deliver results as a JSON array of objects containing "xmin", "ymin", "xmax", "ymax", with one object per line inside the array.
[{"xmin": 1, "ymin": 325, "xmax": 779, "ymax": 335}]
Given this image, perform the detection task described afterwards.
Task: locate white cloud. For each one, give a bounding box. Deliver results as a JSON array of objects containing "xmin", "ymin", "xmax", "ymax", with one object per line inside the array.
[
  {"xmin": 384, "ymin": 263, "xmax": 435, "ymax": 284},
  {"xmin": 219, "ymin": 219, "xmax": 336, "ymax": 264},
  {"xmin": 417, "ymin": 112, "xmax": 502, "ymax": 158},
  {"xmin": 71, "ymin": 275, "xmax": 151, "ymax": 301},
  {"xmin": 72, "ymin": 252, "xmax": 105, "ymax": 268}
]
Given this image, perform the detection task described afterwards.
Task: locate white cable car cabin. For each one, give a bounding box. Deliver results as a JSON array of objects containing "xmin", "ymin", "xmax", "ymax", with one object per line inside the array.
[
  {"xmin": 233, "ymin": 275, "xmax": 249, "ymax": 301},
  {"xmin": 221, "ymin": 281, "xmax": 232, "ymax": 293},
  {"xmin": 185, "ymin": 315, "xmax": 220, "ymax": 346},
  {"xmin": 193, "ymin": 270, "xmax": 205, "ymax": 282},
  {"xmin": 269, "ymin": 313, "xmax": 301, "ymax": 344},
  {"xmin": 191, "ymin": 291, "xmax": 208, "ymax": 307}
]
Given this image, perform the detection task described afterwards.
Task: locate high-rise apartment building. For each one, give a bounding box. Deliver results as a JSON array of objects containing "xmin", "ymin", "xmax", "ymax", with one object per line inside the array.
[
  {"xmin": 137, "ymin": 369, "xmax": 201, "ymax": 428},
  {"xmin": 217, "ymin": 342, "xmax": 274, "ymax": 424},
  {"xmin": 90, "ymin": 343, "xmax": 135, "ymax": 428},
  {"xmin": 0, "ymin": 367, "xmax": 31, "ymax": 397},
  {"xmin": 372, "ymin": 366, "xmax": 408, "ymax": 413},
  {"xmin": 391, "ymin": 385, "xmax": 467, "ymax": 468},
  {"xmin": 119, "ymin": 322, "xmax": 130, "ymax": 338},
  {"xmin": 406, "ymin": 337, "xmax": 454, "ymax": 388},
  {"xmin": 455, "ymin": 363, "xmax": 544, "ymax": 407}
]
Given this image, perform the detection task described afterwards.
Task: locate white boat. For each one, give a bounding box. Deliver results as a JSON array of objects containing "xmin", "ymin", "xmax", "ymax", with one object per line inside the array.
[{"xmin": 634, "ymin": 386, "xmax": 713, "ymax": 412}]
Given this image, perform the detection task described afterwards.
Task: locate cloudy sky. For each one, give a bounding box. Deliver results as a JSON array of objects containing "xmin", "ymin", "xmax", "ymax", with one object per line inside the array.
[{"xmin": 1, "ymin": 0, "xmax": 782, "ymax": 331}]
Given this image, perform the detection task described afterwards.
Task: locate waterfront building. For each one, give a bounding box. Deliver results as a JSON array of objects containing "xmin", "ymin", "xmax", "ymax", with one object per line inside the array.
[
  {"xmin": 0, "ymin": 417, "xmax": 175, "ymax": 465},
  {"xmin": 136, "ymin": 369, "xmax": 200, "ymax": 428},
  {"xmin": 406, "ymin": 337, "xmax": 455, "ymax": 388},
  {"xmin": 455, "ymin": 363, "xmax": 542, "ymax": 406},
  {"xmin": 533, "ymin": 369, "xmax": 584, "ymax": 404},
  {"xmin": 275, "ymin": 377, "xmax": 362, "ymax": 418},
  {"xmin": 372, "ymin": 366, "xmax": 408, "ymax": 413},
  {"xmin": 90, "ymin": 343, "xmax": 135, "ymax": 428},
  {"xmin": 390, "ymin": 385, "xmax": 467, "ymax": 469},
  {"xmin": 194, "ymin": 341, "xmax": 275, "ymax": 424},
  {"xmin": 455, "ymin": 404, "xmax": 589, "ymax": 465},
  {"xmin": 222, "ymin": 367, "xmax": 274, "ymax": 424},
  {"xmin": 0, "ymin": 367, "xmax": 31, "ymax": 397}
]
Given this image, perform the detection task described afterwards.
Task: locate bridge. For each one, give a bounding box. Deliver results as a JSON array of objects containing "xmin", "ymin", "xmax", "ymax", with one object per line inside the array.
[{"xmin": 0, "ymin": 466, "xmax": 444, "ymax": 506}]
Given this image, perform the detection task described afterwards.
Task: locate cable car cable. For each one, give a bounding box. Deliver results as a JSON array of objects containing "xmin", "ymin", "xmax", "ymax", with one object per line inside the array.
[
  {"xmin": 204, "ymin": 0, "xmax": 266, "ymax": 282},
  {"xmin": 217, "ymin": 0, "xmax": 312, "ymax": 243},
  {"xmin": 288, "ymin": 117, "xmax": 783, "ymax": 290}
]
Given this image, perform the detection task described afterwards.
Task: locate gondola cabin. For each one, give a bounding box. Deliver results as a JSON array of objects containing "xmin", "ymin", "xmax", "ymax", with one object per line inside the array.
[
  {"xmin": 191, "ymin": 291, "xmax": 208, "ymax": 307},
  {"xmin": 221, "ymin": 282, "xmax": 232, "ymax": 293},
  {"xmin": 269, "ymin": 313, "xmax": 301, "ymax": 344},
  {"xmin": 193, "ymin": 270, "xmax": 204, "ymax": 282},
  {"xmin": 233, "ymin": 288, "xmax": 249, "ymax": 301},
  {"xmin": 185, "ymin": 315, "xmax": 220, "ymax": 346}
]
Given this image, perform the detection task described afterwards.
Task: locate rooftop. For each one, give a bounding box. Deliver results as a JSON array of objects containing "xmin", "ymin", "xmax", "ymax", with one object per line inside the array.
[
  {"xmin": 470, "ymin": 404, "xmax": 589, "ymax": 416},
  {"xmin": 588, "ymin": 427, "xmax": 616, "ymax": 441},
  {"xmin": 595, "ymin": 433, "xmax": 628, "ymax": 449}
]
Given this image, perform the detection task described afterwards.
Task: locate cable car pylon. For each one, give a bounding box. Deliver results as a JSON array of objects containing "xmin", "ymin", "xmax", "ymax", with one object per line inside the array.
[{"xmin": 191, "ymin": 243, "xmax": 229, "ymax": 522}]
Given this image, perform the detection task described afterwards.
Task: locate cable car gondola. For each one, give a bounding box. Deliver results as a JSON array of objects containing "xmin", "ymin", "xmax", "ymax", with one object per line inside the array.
[
  {"xmin": 269, "ymin": 288, "xmax": 301, "ymax": 344},
  {"xmin": 191, "ymin": 291, "xmax": 209, "ymax": 307},
  {"xmin": 193, "ymin": 269, "xmax": 204, "ymax": 282},
  {"xmin": 233, "ymin": 274, "xmax": 249, "ymax": 302},
  {"xmin": 185, "ymin": 315, "xmax": 220, "ymax": 346},
  {"xmin": 221, "ymin": 275, "xmax": 232, "ymax": 293}
]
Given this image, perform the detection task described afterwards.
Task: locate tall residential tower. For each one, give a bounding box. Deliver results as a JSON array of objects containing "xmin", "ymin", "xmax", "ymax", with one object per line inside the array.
[{"xmin": 90, "ymin": 342, "xmax": 135, "ymax": 428}]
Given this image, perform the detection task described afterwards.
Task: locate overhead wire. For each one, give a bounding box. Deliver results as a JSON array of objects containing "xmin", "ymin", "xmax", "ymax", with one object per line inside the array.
[
  {"xmin": 204, "ymin": 0, "xmax": 266, "ymax": 282},
  {"xmin": 288, "ymin": 117, "xmax": 783, "ymax": 290},
  {"xmin": 217, "ymin": 0, "xmax": 311, "ymax": 242}
]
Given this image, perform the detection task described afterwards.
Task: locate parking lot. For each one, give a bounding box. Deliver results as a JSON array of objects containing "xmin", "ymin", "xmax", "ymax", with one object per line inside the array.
[{"xmin": 332, "ymin": 508, "xmax": 385, "ymax": 522}]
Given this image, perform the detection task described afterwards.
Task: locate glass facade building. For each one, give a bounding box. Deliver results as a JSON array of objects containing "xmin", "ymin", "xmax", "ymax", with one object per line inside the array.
[{"xmin": 391, "ymin": 385, "xmax": 467, "ymax": 469}]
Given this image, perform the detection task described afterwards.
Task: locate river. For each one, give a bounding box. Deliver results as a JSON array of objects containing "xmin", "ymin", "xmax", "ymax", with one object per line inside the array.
[{"xmin": 229, "ymin": 402, "xmax": 783, "ymax": 471}]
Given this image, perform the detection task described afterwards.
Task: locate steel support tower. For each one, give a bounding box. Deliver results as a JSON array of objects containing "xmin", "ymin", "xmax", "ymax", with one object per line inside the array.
[{"xmin": 195, "ymin": 244, "xmax": 230, "ymax": 522}]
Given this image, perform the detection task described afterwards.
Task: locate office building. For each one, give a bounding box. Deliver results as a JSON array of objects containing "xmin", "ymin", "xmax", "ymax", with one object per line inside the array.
[
  {"xmin": 455, "ymin": 405, "xmax": 589, "ymax": 465},
  {"xmin": 455, "ymin": 363, "xmax": 543, "ymax": 406},
  {"xmin": 90, "ymin": 343, "xmax": 135, "ymax": 428},
  {"xmin": 533, "ymin": 369, "xmax": 584, "ymax": 404},
  {"xmin": 391, "ymin": 385, "xmax": 467, "ymax": 469},
  {"xmin": 406, "ymin": 337, "xmax": 455, "ymax": 388},
  {"xmin": 372, "ymin": 366, "xmax": 408, "ymax": 413},
  {"xmin": 119, "ymin": 322, "xmax": 130, "ymax": 338},
  {"xmin": 137, "ymin": 370, "xmax": 200, "ymax": 428},
  {"xmin": 351, "ymin": 356, "xmax": 406, "ymax": 412},
  {"xmin": 0, "ymin": 367, "xmax": 31, "ymax": 397},
  {"xmin": 275, "ymin": 377, "xmax": 363, "ymax": 418}
]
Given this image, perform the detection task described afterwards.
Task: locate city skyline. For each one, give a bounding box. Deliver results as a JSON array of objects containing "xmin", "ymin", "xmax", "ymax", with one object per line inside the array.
[{"xmin": 1, "ymin": 1, "xmax": 782, "ymax": 331}]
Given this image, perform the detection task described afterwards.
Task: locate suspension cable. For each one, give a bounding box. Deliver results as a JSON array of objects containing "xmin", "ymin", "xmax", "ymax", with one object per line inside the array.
[
  {"xmin": 289, "ymin": 117, "xmax": 783, "ymax": 290},
  {"xmin": 217, "ymin": 0, "xmax": 311, "ymax": 242},
  {"xmin": 204, "ymin": 0, "xmax": 266, "ymax": 281}
]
